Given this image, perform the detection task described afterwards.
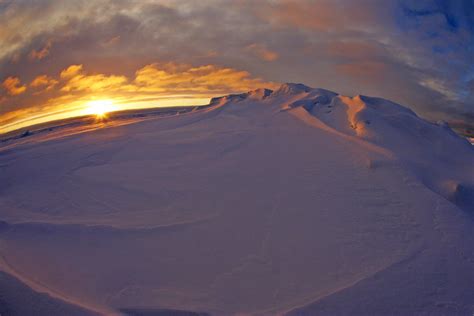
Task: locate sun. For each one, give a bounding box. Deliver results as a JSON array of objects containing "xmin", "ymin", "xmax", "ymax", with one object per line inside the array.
[{"xmin": 85, "ymin": 100, "xmax": 116, "ymax": 119}]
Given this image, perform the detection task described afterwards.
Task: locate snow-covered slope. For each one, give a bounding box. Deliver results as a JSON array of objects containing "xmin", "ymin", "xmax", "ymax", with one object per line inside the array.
[{"xmin": 0, "ymin": 83, "xmax": 473, "ymax": 315}]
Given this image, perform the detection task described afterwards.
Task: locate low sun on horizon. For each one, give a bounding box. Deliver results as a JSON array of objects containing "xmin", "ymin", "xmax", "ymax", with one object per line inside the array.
[{"xmin": 84, "ymin": 99, "xmax": 117, "ymax": 119}]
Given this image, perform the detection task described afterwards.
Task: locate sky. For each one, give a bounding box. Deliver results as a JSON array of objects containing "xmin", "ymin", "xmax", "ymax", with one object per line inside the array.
[{"xmin": 0, "ymin": 0, "xmax": 473, "ymax": 133}]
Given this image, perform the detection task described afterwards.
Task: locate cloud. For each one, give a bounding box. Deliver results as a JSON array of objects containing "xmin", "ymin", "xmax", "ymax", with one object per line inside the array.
[
  {"xmin": 28, "ymin": 40, "xmax": 52, "ymax": 61},
  {"xmin": 30, "ymin": 61, "xmax": 276, "ymax": 97},
  {"xmin": 60, "ymin": 64, "xmax": 84, "ymax": 79},
  {"xmin": 30, "ymin": 75, "xmax": 58, "ymax": 92},
  {"xmin": 245, "ymin": 44, "xmax": 279, "ymax": 61},
  {"xmin": 55, "ymin": 62, "xmax": 277, "ymax": 96},
  {"xmin": 134, "ymin": 62, "xmax": 277, "ymax": 94},
  {"xmin": 254, "ymin": 0, "xmax": 395, "ymax": 33},
  {"xmin": 60, "ymin": 65, "xmax": 129, "ymax": 93},
  {"xmin": 419, "ymin": 78, "xmax": 460, "ymax": 101},
  {"xmin": 55, "ymin": 62, "xmax": 276, "ymax": 96},
  {"xmin": 2, "ymin": 76, "xmax": 26, "ymax": 96}
]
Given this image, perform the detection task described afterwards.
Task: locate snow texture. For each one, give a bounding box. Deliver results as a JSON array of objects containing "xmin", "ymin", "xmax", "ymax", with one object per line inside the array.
[{"xmin": 0, "ymin": 83, "xmax": 473, "ymax": 315}]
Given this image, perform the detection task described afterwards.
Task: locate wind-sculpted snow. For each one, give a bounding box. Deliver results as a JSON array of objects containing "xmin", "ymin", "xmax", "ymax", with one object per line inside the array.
[
  {"xmin": 278, "ymin": 87, "xmax": 474, "ymax": 213},
  {"xmin": 0, "ymin": 84, "xmax": 473, "ymax": 315}
]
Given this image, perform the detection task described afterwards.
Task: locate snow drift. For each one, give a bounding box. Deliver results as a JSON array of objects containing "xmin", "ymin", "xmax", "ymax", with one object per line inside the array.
[{"xmin": 0, "ymin": 83, "xmax": 473, "ymax": 315}]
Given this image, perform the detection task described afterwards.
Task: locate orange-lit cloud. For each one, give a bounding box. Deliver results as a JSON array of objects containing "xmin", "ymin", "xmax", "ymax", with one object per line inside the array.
[
  {"xmin": 53, "ymin": 62, "xmax": 277, "ymax": 96},
  {"xmin": 245, "ymin": 44, "xmax": 279, "ymax": 61},
  {"xmin": 55, "ymin": 62, "xmax": 276, "ymax": 96},
  {"xmin": 134, "ymin": 62, "xmax": 277, "ymax": 93},
  {"xmin": 2, "ymin": 76, "xmax": 27, "ymax": 96},
  {"xmin": 29, "ymin": 40, "xmax": 52, "ymax": 61},
  {"xmin": 30, "ymin": 75, "xmax": 58, "ymax": 92},
  {"xmin": 60, "ymin": 65, "xmax": 84, "ymax": 79},
  {"xmin": 61, "ymin": 66, "xmax": 129, "ymax": 93}
]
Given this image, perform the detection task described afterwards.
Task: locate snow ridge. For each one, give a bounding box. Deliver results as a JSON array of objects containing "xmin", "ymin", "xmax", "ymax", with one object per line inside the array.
[{"xmin": 211, "ymin": 83, "xmax": 474, "ymax": 212}]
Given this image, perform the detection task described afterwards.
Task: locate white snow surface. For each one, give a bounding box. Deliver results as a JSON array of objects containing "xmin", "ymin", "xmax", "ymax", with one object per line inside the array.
[{"xmin": 0, "ymin": 83, "xmax": 473, "ymax": 315}]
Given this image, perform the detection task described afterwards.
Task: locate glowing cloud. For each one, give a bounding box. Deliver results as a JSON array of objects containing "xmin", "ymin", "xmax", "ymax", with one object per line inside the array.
[
  {"xmin": 30, "ymin": 75, "xmax": 58, "ymax": 92},
  {"xmin": 134, "ymin": 62, "xmax": 277, "ymax": 94},
  {"xmin": 60, "ymin": 65, "xmax": 84, "ymax": 79},
  {"xmin": 61, "ymin": 72, "xmax": 129, "ymax": 93},
  {"xmin": 2, "ymin": 76, "xmax": 26, "ymax": 96}
]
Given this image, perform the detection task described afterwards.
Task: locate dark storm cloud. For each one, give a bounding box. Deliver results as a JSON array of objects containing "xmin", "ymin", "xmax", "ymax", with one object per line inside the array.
[{"xmin": 0, "ymin": 0, "xmax": 472, "ymax": 128}]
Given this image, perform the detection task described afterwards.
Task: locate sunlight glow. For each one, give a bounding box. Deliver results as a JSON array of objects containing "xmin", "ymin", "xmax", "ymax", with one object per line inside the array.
[
  {"xmin": 84, "ymin": 99, "xmax": 116, "ymax": 119},
  {"xmin": 0, "ymin": 96, "xmax": 212, "ymax": 134}
]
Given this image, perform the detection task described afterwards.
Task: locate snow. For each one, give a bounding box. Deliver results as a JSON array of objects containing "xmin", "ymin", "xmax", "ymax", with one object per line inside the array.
[{"xmin": 0, "ymin": 83, "xmax": 473, "ymax": 315}]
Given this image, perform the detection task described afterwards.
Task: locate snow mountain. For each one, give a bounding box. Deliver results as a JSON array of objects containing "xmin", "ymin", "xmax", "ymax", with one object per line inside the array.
[{"xmin": 0, "ymin": 83, "xmax": 473, "ymax": 315}]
